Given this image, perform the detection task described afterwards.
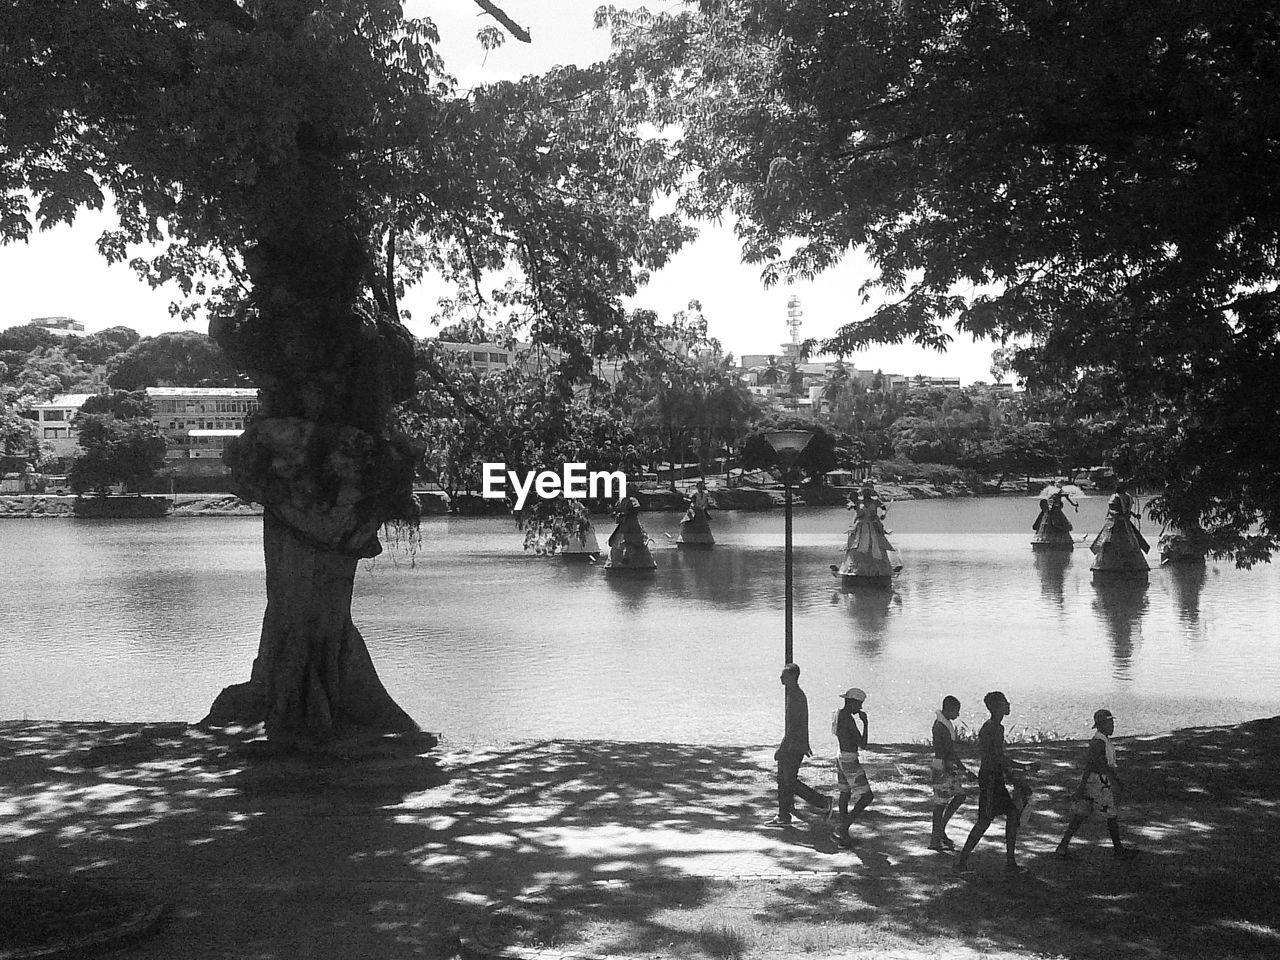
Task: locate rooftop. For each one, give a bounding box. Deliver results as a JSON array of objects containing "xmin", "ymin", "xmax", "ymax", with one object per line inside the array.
[
  {"xmin": 32, "ymin": 394, "xmax": 96, "ymax": 409},
  {"xmin": 145, "ymin": 387, "xmax": 259, "ymax": 397}
]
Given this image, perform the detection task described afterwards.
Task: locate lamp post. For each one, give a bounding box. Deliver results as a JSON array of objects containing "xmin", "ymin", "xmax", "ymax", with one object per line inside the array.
[{"xmin": 764, "ymin": 429, "xmax": 813, "ymax": 664}]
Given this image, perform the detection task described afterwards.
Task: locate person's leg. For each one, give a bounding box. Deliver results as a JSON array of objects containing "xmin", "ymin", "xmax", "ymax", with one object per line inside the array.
[
  {"xmin": 1106, "ymin": 816, "xmax": 1140, "ymax": 858},
  {"xmin": 774, "ymin": 754, "xmax": 798, "ymax": 822},
  {"xmin": 930, "ymin": 804, "xmax": 947, "ymax": 848},
  {"xmin": 955, "ymin": 816, "xmax": 991, "ymax": 870},
  {"xmin": 852, "ymin": 790, "xmax": 873, "ymax": 816},
  {"xmin": 942, "ymin": 793, "xmax": 967, "ymax": 832},
  {"xmin": 830, "ymin": 789, "xmax": 852, "ymax": 845},
  {"xmin": 793, "ymin": 775, "xmax": 828, "ymax": 810},
  {"xmin": 932, "ymin": 792, "xmax": 966, "ymax": 849},
  {"xmin": 1057, "ymin": 814, "xmax": 1086, "ymax": 854},
  {"xmin": 1003, "ymin": 811, "xmax": 1021, "ymax": 869}
]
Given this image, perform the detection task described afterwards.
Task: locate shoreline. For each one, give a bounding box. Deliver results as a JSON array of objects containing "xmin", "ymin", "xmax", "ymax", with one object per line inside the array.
[
  {"xmin": 0, "ymin": 480, "xmax": 1039, "ymax": 520},
  {"xmin": 0, "ymin": 713, "xmax": 1257, "ymax": 751}
]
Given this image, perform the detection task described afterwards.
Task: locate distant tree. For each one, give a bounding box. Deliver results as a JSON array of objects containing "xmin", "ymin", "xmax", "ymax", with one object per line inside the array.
[
  {"xmin": 81, "ymin": 389, "xmax": 154, "ymax": 420},
  {"xmin": 68, "ymin": 414, "xmax": 166, "ymax": 495},
  {"xmin": 107, "ymin": 331, "xmax": 244, "ymax": 389},
  {"xmin": 0, "ymin": 405, "xmax": 41, "ymax": 462},
  {"xmin": 65, "ymin": 326, "xmax": 142, "ymax": 364},
  {"xmin": 0, "ymin": 324, "xmax": 60, "ymax": 354},
  {"xmin": 757, "ymin": 355, "xmax": 781, "ymax": 386},
  {"xmin": 7, "ymin": 348, "xmax": 97, "ymax": 402},
  {"xmin": 740, "ymin": 417, "xmax": 840, "ymax": 484},
  {"xmin": 989, "ymin": 346, "xmax": 1018, "ymax": 386}
]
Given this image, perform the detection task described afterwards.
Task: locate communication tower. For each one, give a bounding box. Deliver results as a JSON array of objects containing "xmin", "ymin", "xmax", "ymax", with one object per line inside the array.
[{"xmin": 782, "ymin": 295, "xmax": 803, "ymax": 358}]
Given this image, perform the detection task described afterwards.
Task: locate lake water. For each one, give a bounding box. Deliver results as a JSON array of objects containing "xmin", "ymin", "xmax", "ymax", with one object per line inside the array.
[{"xmin": 2, "ymin": 496, "xmax": 1276, "ymax": 746}]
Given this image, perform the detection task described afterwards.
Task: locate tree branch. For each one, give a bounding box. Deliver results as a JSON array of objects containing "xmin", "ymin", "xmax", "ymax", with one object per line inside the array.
[{"xmin": 472, "ymin": 0, "xmax": 531, "ymax": 43}]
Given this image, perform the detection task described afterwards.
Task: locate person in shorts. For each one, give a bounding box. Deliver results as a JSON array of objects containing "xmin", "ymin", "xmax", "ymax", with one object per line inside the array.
[
  {"xmin": 831, "ymin": 687, "xmax": 873, "ymax": 847},
  {"xmin": 929, "ymin": 695, "xmax": 971, "ymax": 852},
  {"xmin": 954, "ymin": 691, "xmax": 1037, "ymax": 875},
  {"xmin": 1056, "ymin": 709, "xmax": 1139, "ymax": 860}
]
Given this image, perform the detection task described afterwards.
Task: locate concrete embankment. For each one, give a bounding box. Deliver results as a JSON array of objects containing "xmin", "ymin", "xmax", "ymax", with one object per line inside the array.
[
  {"xmin": 0, "ymin": 495, "xmax": 76, "ymax": 518},
  {"xmin": 0, "ymin": 494, "xmax": 265, "ymax": 518}
]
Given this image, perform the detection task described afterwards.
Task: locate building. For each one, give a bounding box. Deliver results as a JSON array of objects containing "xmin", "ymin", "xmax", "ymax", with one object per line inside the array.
[
  {"xmin": 30, "ymin": 394, "xmax": 95, "ymax": 458},
  {"xmin": 27, "ymin": 316, "xmax": 86, "ymax": 336},
  {"xmin": 146, "ymin": 386, "xmax": 260, "ymax": 476},
  {"xmin": 435, "ymin": 340, "xmax": 566, "ymax": 377}
]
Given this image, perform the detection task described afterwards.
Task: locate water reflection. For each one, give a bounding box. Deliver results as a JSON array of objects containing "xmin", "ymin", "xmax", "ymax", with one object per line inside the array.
[
  {"xmin": 1033, "ymin": 550, "xmax": 1073, "ymax": 607},
  {"xmin": 1166, "ymin": 563, "xmax": 1207, "ymax": 624},
  {"xmin": 831, "ymin": 587, "xmax": 900, "ymax": 656},
  {"xmin": 669, "ymin": 546, "xmax": 758, "ymax": 607},
  {"xmin": 602, "ymin": 569, "xmax": 657, "ymax": 612},
  {"xmin": 1091, "ymin": 580, "xmax": 1150, "ymax": 674}
]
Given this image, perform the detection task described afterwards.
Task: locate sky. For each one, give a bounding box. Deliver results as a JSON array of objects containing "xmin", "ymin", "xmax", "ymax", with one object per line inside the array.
[{"xmin": 0, "ymin": 0, "xmax": 1002, "ymax": 384}]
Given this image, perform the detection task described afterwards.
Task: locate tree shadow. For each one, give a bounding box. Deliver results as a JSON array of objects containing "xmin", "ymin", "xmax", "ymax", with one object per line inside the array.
[{"xmin": 3, "ymin": 718, "xmax": 1278, "ymax": 959}]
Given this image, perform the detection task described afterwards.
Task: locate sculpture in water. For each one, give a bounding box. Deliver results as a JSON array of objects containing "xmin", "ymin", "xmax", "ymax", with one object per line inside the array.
[
  {"xmin": 604, "ymin": 495, "xmax": 657, "ymax": 574},
  {"xmin": 675, "ymin": 480, "xmax": 715, "ymax": 549},
  {"xmin": 832, "ymin": 485, "xmax": 902, "ymax": 587},
  {"xmin": 1031, "ymin": 481, "xmax": 1078, "ymax": 550},
  {"xmin": 1090, "ymin": 483, "xmax": 1150, "ymax": 581}
]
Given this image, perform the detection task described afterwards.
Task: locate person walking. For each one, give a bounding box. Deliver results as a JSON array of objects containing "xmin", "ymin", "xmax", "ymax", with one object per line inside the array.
[
  {"xmin": 1056, "ymin": 709, "xmax": 1140, "ymax": 860},
  {"xmin": 954, "ymin": 691, "xmax": 1038, "ymax": 875},
  {"xmin": 766, "ymin": 663, "xmax": 831, "ymax": 827},
  {"xmin": 929, "ymin": 695, "xmax": 971, "ymax": 852},
  {"xmin": 831, "ymin": 687, "xmax": 874, "ymax": 847}
]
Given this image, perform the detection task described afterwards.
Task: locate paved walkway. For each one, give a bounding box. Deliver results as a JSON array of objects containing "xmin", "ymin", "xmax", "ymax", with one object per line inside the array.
[{"xmin": 2, "ymin": 719, "xmax": 1278, "ymax": 959}]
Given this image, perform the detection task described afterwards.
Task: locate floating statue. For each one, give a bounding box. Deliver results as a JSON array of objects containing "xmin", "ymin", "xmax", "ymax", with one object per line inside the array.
[
  {"xmin": 1031, "ymin": 480, "xmax": 1078, "ymax": 550},
  {"xmin": 831, "ymin": 484, "xmax": 902, "ymax": 588},
  {"xmin": 604, "ymin": 494, "xmax": 657, "ymax": 575},
  {"xmin": 519, "ymin": 498, "xmax": 601, "ymax": 561},
  {"xmin": 675, "ymin": 479, "xmax": 715, "ymax": 549},
  {"xmin": 1089, "ymin": 482, "xmax": 1150, "ymax": 581}
]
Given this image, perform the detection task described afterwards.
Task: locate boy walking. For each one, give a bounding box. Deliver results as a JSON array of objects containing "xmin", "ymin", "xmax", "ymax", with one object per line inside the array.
[
  {"xmin": 954, "ymin": 691, "xmax": 1037, "ymax": 875},
  {"xmin": 929, "ymin": 695, "xmax": 971, "ymax": 852},
  {"xmin": 1056, "ymin": 709, "xmax": 1139, "ymax": 860},
  {"xmin": 766, "ymin": 663, "xmax": 830, "ymax": 826},
  {"xmin": 831, "ymin": 687, "xmax": 873, "ymax": 847}
]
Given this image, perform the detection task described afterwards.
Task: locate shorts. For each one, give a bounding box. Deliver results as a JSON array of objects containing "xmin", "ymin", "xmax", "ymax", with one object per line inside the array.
[
  {"xmin": 930, "ymin": 758, "xmax": 965, "ymax": 804},
  {"xmin": 1079, "ymin": 772, "xmax": 1118, "ymax": 818},
  {"xmin": 977, "ymin": 770, "xmax": 1013, "ymax": 820},
  {"xmin": 835, "ymin": 752, "xmax": 871, "ymax": 798}
]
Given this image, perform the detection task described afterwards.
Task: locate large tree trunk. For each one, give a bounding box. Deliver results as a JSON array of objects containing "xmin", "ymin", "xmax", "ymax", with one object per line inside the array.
[{"xmin": 201, "ymin": 228, "xmax": 425, "ymax": 749}]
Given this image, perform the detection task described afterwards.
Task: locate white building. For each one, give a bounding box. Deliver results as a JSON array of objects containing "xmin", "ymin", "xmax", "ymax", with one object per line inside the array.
[
  {"xmin": 146, "ymin": 386, "xmax": 260, "ymax": 468},
  {"xmin": 30, "ymin": 394, "xmax": 95, "ymax": 458}
]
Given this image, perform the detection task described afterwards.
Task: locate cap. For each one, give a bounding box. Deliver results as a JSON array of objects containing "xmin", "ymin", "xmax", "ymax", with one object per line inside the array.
[
  {"xmin": 843, "ymin": 687, "xmax": 867, "ymax": 701},
  {"xmin": 1092, "ymin": 709, "xmax": 1115, "ymax": 727}
]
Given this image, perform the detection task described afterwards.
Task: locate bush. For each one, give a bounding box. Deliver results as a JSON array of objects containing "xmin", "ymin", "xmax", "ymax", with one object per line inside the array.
[{"xmin": 873, "ymin": 460, "xmax": 975, "ymax": 486}]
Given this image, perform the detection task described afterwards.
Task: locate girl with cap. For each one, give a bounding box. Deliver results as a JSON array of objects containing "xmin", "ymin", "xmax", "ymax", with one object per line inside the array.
[
  {"xmin": 831, "ymin": 687, "xmax": 873, "ymax": 847},
  {"xmin": 1056, "ymin": 709, "xmax": 1139, "ymax": 860}
]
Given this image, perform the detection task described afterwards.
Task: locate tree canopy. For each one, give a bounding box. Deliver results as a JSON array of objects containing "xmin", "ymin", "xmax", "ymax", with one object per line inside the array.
[
  {"xmin": 606, "ymin": 0, "xmax": 1280, "ymax": 562},
  {"xmin": 2, "ymin": 0, "xmax": 701, "ymax": 744}
]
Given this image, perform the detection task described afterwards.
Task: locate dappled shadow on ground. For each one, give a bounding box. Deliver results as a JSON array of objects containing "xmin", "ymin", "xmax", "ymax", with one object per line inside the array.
[{"xmin": 2, "ymin": 718, "xmax": 1278, "ymax": 958}]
